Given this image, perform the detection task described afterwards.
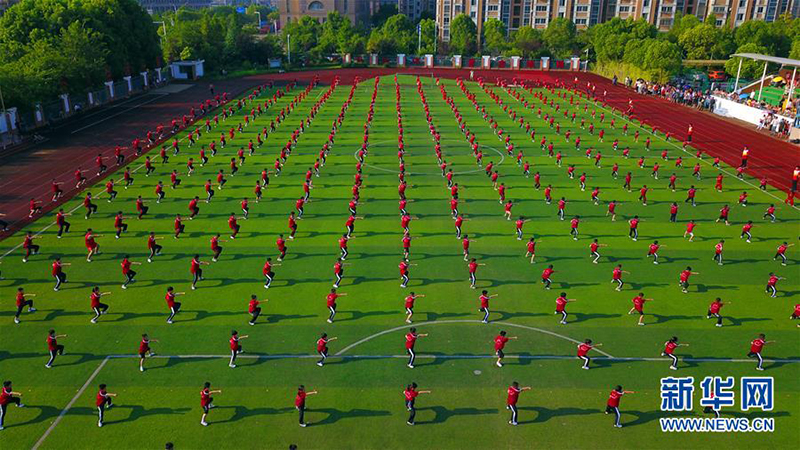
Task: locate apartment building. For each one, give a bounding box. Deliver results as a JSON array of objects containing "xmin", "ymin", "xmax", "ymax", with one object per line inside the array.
[
  {"xmin": 397, "ymin": 0, "xmax": 435, "ymax": 20},
  {"xmin": 278, "ymin": 0, "xmax": 377, "ymax": 26}
]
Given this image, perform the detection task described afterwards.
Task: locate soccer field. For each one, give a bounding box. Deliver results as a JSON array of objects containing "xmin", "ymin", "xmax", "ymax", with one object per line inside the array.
[{"xmin": 0, "ymin": 74, "xmax": 798, "ymax": 449}]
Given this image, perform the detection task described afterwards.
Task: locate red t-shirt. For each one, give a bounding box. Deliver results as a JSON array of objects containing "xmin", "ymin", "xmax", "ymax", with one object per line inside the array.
[
  {"xmin": 607, "ymin": 390, "xmax": 623, "ymax": 407},
  {"xmin": 405, "ymin": 333, "xmax": 417, "ymax": 349},
  {"xmin": 494, "ymin": 335, "xmax": 509, "ymax": 351},
  {"xmin": 750, "ymin": 338, "xmax": 765, "ymax": 353},
  {"xmin": 326, "ymin": 293, "xmax": 338, "ymax": 307},
  {"xmin": 507, "ymin": 386, "xmax": 520, "ymax": 405}
]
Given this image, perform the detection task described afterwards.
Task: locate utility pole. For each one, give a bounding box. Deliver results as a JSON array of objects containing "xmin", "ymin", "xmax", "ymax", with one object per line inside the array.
[
  {"xmin": 417, "ymin": 23, "xmax": 422, "ymax": 54},
  {"xmin": 287, "ymin": 34, "xmax": 291, "ymax": 65}
]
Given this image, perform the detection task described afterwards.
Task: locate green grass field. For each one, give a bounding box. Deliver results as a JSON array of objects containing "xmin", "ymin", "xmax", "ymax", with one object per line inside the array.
[{"xmin": 0, "ymin": 74, "xmax": 797, "ymax": 449}]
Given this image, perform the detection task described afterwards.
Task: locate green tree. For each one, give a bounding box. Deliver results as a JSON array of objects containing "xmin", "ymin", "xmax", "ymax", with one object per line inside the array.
[
  {"xmin": 543, "ymin": 18, "xmax": 576, "ymax": 59},
  {"xmin": 679, "ymin": 23, "xmax": 722, "ymax": 60},
  {"xmin": 511, "ymin": 26, "xmax": 543, "ymax": 58},
  {"xmin": 483, "ymin": 18, "xmax": 508, "ymax": 56},
  {"xmin": 371, "ymin": 3, "xmax": 398, "ymax": 28},
  {"xmin": 281, "ymin": 16, "xmax": 321, "ymax": 62},
  {"xmin": 622, "ymin": 38, "xmax": 647, "ymax": 68},
  {"xmin": 666, "ymin": 13, "xmax": 701, "ymax": 43},
  {"xmin": 448, "ymin": 14, "xmax": 477, "ymax": 56},
  {"xmin": 418, "ymin": 18, "xmax": 437, "ymax": 54},
  {"xmin": 725, "ymin": 43, "xmax": 769, "ymax": 79},
  {"xmin": 791, "ymin": 39, "xmax": 800, "ymax": 60},
  {"xmin": 643, "ymin": 40, "xmax": 682, "ymax": 82}
]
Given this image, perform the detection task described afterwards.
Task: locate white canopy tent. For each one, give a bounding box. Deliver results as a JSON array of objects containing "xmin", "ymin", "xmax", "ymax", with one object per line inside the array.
[{"xmin": 730, "ymin": 53, "xmax": 800, "ymax": 111}]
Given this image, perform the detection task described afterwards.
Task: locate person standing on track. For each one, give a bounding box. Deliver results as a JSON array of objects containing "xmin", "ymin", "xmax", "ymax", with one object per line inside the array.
[
  {"xmin": 747, "ymin": 333, "xmax": 774, "ymax": 371},
  {"xmin": 494, "ymin": 331, "xmax": 518, "ymax": 367},
  {"xmin": 662, "ymin": 336, "xmax": 689, "ymax": 370},
  {"xmin": 405, "ymin": 327, "xmax": 428, "ymax": 369},
  {"xmin": 577, "ymin": 339, "xmax": 603, "ymax": 369},
  {"xmin": 228, "ymin": 330, "xmax": 248, "ymax": 368}
]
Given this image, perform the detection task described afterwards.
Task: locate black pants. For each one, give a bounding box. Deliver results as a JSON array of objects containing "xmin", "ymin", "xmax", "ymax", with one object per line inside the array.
[
  {"xmin": 707, "ymin": 312, "xmax": 722, "ymax": 325},
  {"xmin": 747, "ymin": 351, "xmax": 763, "ymax": 369},
  {"xmin": 264, "ymin": 271, "xmax": 274, "ymax": 288},
  {"xmin": 138, "ymin": 206, "xmax": 149, "ymax": 218},
  {"xmin": 328, "ymin": 305, "xmax": 336, "ymax": 322},
  {"xmin": 406, "ymin": 400, "xmax": 416, "ymax": 424},
  {"xmin": 606, "ymin": 405, "xmax": 621, "ymax": 426},
  {"xmin": 115, "ymin": 224, "xmax": 128, "ymax": 237},
  {"xmin": 213, "ymin": 247, "xmax": 223, "ymax": 260},
  {"xmin": 317, "ymin": 349, "xmax": 327, "ymax": 365},
  {"xmin": 507, "ymin": 404, "xmax": 518, "ymax": 423},
  {"xmin": 149, "ymin": 244, "xmax": 162, "ymax": 260},
  {"xmin": 57, "ymin": 221, "xmax": 71, "ymax": 236},
  {"xmin": 98, "ymin": 397, "xmax": 112, "ymax": 423},
  {"xmin": 123, "ymin": 270, "xmax": 136, "ymax": 287},
  {"xmin": 47, "ymin": 345, "xmax": 64, "ymax": 366},
  {"xmin": 24, "ymin": 245, "xmax": 40, "ymax": 259},
  {"xmin": 54, "ymin": 273, "xmax": 67, "ymax": 290},
  {"xmin": 85, "ymin": 204, "xmax": 97, "ymax": 218},
  {"xmin": 407, "ymin": 348, "xmax": 415, "ymax": 366},
  {"xmin": 15, "ymin": 300, "xmax": 34, "ymax": 318},
  {"xmin": 192, "ymin": 269, "xmax": 203, "ymax": 287},
  {"xmin": 168, "ymin": 302, "xmax": 181, "ymax": 322},
  {"xmin": 297, "ymin": 405, "xmax": 305, "ymax": 424},
  {"xmin": 0, "ymin": 397, "xmax": 22, "ymax": 427},
  {"xmin": 250, "ymin": 307, "xmax": 261, "ymax": 324},
  {"xmin": 92, "ymin": 303, "xmax": 109, "ymax": 321}
]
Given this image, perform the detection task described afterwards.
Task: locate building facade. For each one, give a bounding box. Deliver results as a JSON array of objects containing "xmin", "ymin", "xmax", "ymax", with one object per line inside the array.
[
  {"xmin": 435, "ymin": 0, "xmax": 798, "ymax": 41},
  {"xmin": 278, "ymin": 0, "xmax": 378, "ymax": 26}
]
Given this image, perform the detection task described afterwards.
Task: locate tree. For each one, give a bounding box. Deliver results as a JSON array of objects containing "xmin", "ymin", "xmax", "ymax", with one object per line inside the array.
[
  {"xmin": 666, "ymin": 13, "xmax": 701, "ymax": 43},
  {"xmin": 371, "ymin": 3, "xmax": 398, "ymax": 28},
  {"xmin": 725, "ymin": 43, "xmax": 769, "ymax": 79},
  {"xmin": 791, "ymin": 38, "xmax": 800, "ymax": 60},
  {"xmin": 622, "ymin": 38, "xmax": 647, "ymax": 68},
  {"xmin": 643, "ymin": 40, "xmax": 682, "ymax": 82},
  {"xmin": 316, "ymin": 11, "xmax": 353, "ymax": 54},
  {"xmin": 418, "ymin": 18, "xmax": 437, "ymax": 54},
  {"xmin": 483, "ymin": 18, "xmax": 508, "ymax": 56},
  {"xmin": 366, "ymin": 14, "xmax": 414, "ymax": 55},
  {"xmin": 449, "ymin": 14, "xmax": 477, "ymax": 56},
  {"xmin": 511, "ymin": 26, "xmax": 543, "ymax": 58},
  {"xmin": 281, "ymin": 16, "xmax": 321, "ymax": 62},
  {"xmin": 679, "ymin": 23, "xmax": 722, "ymax": 60},
  {"xmin": 543, "ymin": 18, "xmax": 576, "ymax": 59}
]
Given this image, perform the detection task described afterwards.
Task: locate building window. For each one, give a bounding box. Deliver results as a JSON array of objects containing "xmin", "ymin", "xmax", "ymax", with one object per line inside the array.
[
  {"xmin": 487, "ymin": 4, "xmax": 499, "ymax": 11},
  {"xmin": 756, "ymin": 6, "xmax": 764, "ymax": 12},
  {"xmin": 660, "ymin": 18, "xmax": 673, "ymax": 27},
  {"xmin": 738, "ymin": 0, "xmax": 745, "ymax": 6},
  {"xmin": 558, "ymin": 12, "xmax": 564, "ymax": 17},
  {"xmin": 534, "ymin": 17, "xmax": 547, "ymax": 24},
  {"xmin": 712, "ymin": 6, "xmax": 725, "ymax": 13},
  {"xmin": 512, "ymin": 18, "xmax": 520, "ymax": 27},
  {"xmin": 513, "ymin": 5, "xmax": 521, "ymax": 14},
  {"xmin": 308, "ymin": 1, "xmax": 324, "ymax": 11},
  {"xmin": 642, "ymin": 12, "xmax": 648, "ymax": 19},
  {"xmin": 661, "ymin": 6, "xmax": 672, "ymax": 12},
  {"xmin": 536, "ymin": 5, "xmax": 547, "ymax": 11},
  {"xmin": 715, "ymin": 19, "xmax": 723, "ymax": 25},
  {"xmin": 471, "ymin": 11, "xmax": 477, "ymax": 18},
  {"xmin": 575, "ymin": 18, "xmax": 587, "ymax": 24},
  {"xmin": 619, "ymin": 5, "xmax": 630, "ymax": 11},
  {"xmin": 736, "ymin": 12, "xmax": 744, "ymax": 19},
  {"xmin": 455, "ymin": 4, "xmax": 462, "ymax": 13},
  {"xmin": 576, "ymin": 5, "xmax": 589, "ymax": 12}
]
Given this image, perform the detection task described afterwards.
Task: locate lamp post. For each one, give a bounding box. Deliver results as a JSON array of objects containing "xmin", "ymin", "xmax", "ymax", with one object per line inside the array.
[
  {"xmin": 255, "ymin": 11, "xmax": 262, "ymax": 29},
  {"xmin": 287, "ymin": 34, "xmax": 291, "ymax": 65},
  {"xmin": 153, "ymin": 21, "xmax": 167, "ymax": 46}
]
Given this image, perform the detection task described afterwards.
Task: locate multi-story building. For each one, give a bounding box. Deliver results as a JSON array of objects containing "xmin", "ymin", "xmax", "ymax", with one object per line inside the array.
[
  {"xmin": 138, "ymin": 0, "xmax": 216, "ymax": 12},
  {"xmin": 397, "ymin": 0, "xmax": 435, "ymax": 20},
  {"xmin": 278, "ymin": 0, "xmax": 378, "ymax": 26},
  {"xmin": 436, "ymin": 0, "xmax": 797, "ymax": 43}
]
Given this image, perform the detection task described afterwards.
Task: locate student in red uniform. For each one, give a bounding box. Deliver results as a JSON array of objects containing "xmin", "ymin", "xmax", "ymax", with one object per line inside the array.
[
  {"xmin": 555, "ymin": 292, "xmax": 577, "ymax": 325},
  {"xmin": 791, "ymin": 303, "xmax": 800, "ymax": 327},
  {"xmin": 477, "ymin": 290, "xmax": 498, "ymax": 323},
  {"xmin": 662, "ymin": 336, "xmax": 689, "ymax": 370},
  {"xmin": 326, "ymin": 288, "xmax": 346, "ymax": 323},
  {"xmin": 404, "ymin": 382, "xmax": 431, "ymax": 425},
  {"xmin": 165, "ymin": 287, "xmax": 185, "ymax": 324},
  {"xmin": 611, "ymin": 264, "xmax": 629, "ymax": 291},
  {"xmin": 21, "ymin": 232, "xmax": 40, "ymax": 263},
  {"xmin": 541, "ymin": 264, "xmax": 555, "ymax": 289},
  {"xmin": 405, "ymin": 327, "xmax": 428, "ymax": 368},
  {"xmin": 227, "ymin": 214, "xmax": 242, "ymax": 239},
  {"xmin": 399, "ymin": 260, "xmax": 416, "ymax": 288},
  {"xmin": 626, "ymin": 292, "xmax": 653, "ymax": 326},
  {"xmin": 228, "ymin": 330, "xmax": 249, "ymax": 368},
  {"xmin": 248, "ymin": 295, "xmax": 265, "ymax": 325},
  {"xmin": 773, "ymin": 242, "xmax": 792, "ymax": 265},
  {"xmin": 13, "ymin": 287, "xmax": 36, "ymax": 324},
  {"xmin": 295, "ymin": 385, "xmax": 317, "ymax": 427},
  {"xmin": 506, "ymin": 382, "xmax": 531, "ymax": 425},
  {"xmin": 210, "ymin": 234, "xmax": 225, "ymax": 262},
  {"xmin": 404, "ymin": 292, "xmax": 425, "ymax": 323},
  {"xmin": 765, "ymin": 272, "xmax": 784, "ymax": 298},
  {"xmin": 763, "ymin": 204, "xmax": 777, "ymax": 222},
  {"xmin": 45, "ymin": 329, "xmax": 67, "ymax": 368},
  {"xmin": 55, "ymin": 208, "xmax": 71, "ymax": 237},
  {"xmin": 468, "ymin": 258, "xmax": 485, "ymax": 289},
  {"xmin": 716, "ymin": 205, "xmax": 730, "ymax": 226},
  {"xmin": 95, "ymin": 384, "xmax": 116, "ymax": 427},
  {"xmin": 316, "ymin": 333, "xmax": 337, "ymax": 367},
  {"xmin": 461, "ymin": 234, "xmax": 475, "ymax": 261},
  {"xmin": 628, "ymin": 216, "xmax": 640, "ymax": 241},
  {"xmin": 712, "ymin": 240, "xmax": 725, "ymax": 265},
  {"xmin": 263, "ymin": 257, "xmax": 280, "ymax": 289},
  {"xmin": 147, "ymin": 232, "xmax": 163, "ymax": 263},
  {"xmin": 646, "ymin": 241, "xmax": 663, "ymax": 264},
  {"xmin": 51, "ymin": 256, "xmax": 70, "ymax": 291},
  {"xmin": 525, "ymin": 237, "xmax": 537, "ymax": 263},
  {"xmin": 89, "ymin": 287, "xmax": 111, "ymax": 324},
  {"xmin": 590, "ymin": 238, "xmax": 607, "ymax": 264},
  {"xmin": 276, "ymin": 234, "xmax": 287, "ymax": 261},
  {"xmin": 577, "ymin": 339, "xmax": 603, "ymax": 369},
  {"xmin": 678, "ymin": 266, "xmax": 700, "ymax": 293},
  {"xmin": 606, "ymin": 386, "xmax": 634, "ymax": 428},
  {"xmin": 747, "ymin": 333, "xmax": 774, "ymax": 371},
  {"xmin": 120, "ymin": 255, "xmax": 140, "ymax": 289},
  {"xmin": 707, "ymin": 297, "xmax": 727, "ymax": 327},
  {"xmin": 84, "ymin": 228, "xmax": 101, "ymax": 262},
  {"xmin": 200, "ymin": 382, "xmax": 222, "ymax": 426},
  {"xmin": 684, "ymin": 220, "xmax": 696, "ymax": 241},
  {"xmin": 494, "ymin": 331, "xmax": 518, "ymax": 367},
  {"xmin": 190, "ymin": 254, "xmax": 209, "ymax": 290},
  {"xmin": 0, "ymin": 380, "xmax": 25, "ymax": 430},
  {"xmin": 132, "ymin": 332, "xmax": 158, "ymax": 373}
]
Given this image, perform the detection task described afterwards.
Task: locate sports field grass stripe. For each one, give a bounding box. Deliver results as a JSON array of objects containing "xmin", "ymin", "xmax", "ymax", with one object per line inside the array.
[{"xmin": 31, "ymin": 356, "xmax": 110, "ymax": 450}]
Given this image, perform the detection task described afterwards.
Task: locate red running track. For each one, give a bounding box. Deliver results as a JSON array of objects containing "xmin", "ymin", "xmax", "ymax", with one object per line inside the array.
[{"xmin": 0, "ymin": 68, "xmax": 795, "ymax": 242}]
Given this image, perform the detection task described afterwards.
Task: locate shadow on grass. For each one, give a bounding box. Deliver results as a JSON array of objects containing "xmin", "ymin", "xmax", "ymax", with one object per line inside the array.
[
  {"xmin": 517, "ymin": 406, "xmax": 597, "ymax": 424},
  {"xmin": 414, "ymin": 406, "xmax": 498, "ymax": 425}
]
